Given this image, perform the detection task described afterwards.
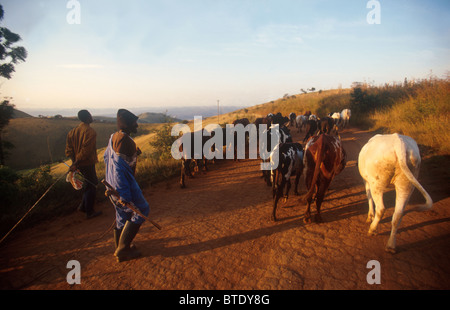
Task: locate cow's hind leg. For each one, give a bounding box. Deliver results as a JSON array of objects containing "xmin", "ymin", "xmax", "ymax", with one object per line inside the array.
[
  {"xmin": 283, "ymin": 179, "xmax": 291, "ymax": 203},
  {"xmin": 368, "ymin": 189, "xmax": 385, "ymax": 236},
  {"xmin": 294, "ymin": 170, "xmax": 301, "ymax": 195},
  {"xmin": 385, "ymin": 184, "xmax": 413, "ymax": 253},
  {"xmin": 314, "ymin": 178, "xmax": 331, "ymax": 223},
  {"xmin": 304, "ymin": 199, "xmax": 312, "ymax": 223},
  {"xmin": 303, "ymin": 170, "xmax": 313, "ymax": 223},
  {"xmin": 364, "ymin": 181, "xmax": 375, "ymax": 223},
  {"xmin": 272, "ymin": 177, "xmax": 285, "ymax": 221}
]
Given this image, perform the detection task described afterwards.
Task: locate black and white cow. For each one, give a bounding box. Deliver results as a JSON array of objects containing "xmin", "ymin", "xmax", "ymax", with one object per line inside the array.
[
  {"xmin": 260, "ymin": 124, "xmax": 293, "ymax": 186},
  {"xmin": 270, "ymin": 142, "xmax": 304, "ymax": 221}
]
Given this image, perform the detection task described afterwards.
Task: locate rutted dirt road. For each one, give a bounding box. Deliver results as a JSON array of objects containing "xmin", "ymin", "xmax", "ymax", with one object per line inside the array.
[{"xmin": 1, "ymin": 127, "xmax": 449, "ymax": 290}]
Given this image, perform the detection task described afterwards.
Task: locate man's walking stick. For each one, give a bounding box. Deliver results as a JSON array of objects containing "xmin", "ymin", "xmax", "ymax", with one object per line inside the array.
[{"xmin": 101, "ymin": 179, "xmax": 162, "ymax": 230}]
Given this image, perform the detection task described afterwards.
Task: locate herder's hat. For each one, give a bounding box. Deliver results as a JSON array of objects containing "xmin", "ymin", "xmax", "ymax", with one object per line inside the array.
[{"xmin": 117, "ymin": 109, "xmax": 138, "ymax": 130}]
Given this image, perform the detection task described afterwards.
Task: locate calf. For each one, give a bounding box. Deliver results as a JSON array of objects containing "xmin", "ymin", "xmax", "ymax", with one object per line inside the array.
[
  {"xmin": 270, "ymin": 142, "xmax": 304, "ymax": 221},
  {"xmin": 358, "ymin": 133, "xmax": 433, "ymax": 253},
  {"xmin": 302, "ymin": 134, "xmax": 346, "ymax": 223}
]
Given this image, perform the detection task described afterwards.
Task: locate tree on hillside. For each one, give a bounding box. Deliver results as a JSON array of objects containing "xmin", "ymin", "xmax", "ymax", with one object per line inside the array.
[
  {"xmin": 0, "ymin": 99, "xmax": 14, "ymax": 165},
  {"xmin": 0, "ymin": 5, "xmax": 27, "ymax": 165}
]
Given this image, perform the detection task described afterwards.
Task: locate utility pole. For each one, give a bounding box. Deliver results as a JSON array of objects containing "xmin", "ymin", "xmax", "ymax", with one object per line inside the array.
[{"xmin": 217, "ymin": 100, "xmax": 220, "ymax": 124}]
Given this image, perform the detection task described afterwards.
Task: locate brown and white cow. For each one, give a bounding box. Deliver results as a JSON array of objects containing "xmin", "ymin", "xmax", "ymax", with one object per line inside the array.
[
  {"xmin": 302, "ymin": 134, "xmax": 346, "ymax": 223},
  {"xmin": 358, "ymin": 133, "xmax": 433, "ymax": 253}
]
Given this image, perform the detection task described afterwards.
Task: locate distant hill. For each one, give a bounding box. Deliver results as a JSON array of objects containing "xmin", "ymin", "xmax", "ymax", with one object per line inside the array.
[
  {"xmin": 137, "ymin": 112, "xmax": 181, "ymax": 124},
  {"xmin": 20, "ymin": 105, "xmax": 245, "ymax": 121},
  {"xmin": 163, "ymin": 105, "xmax": 242, "ymax": 120},
  {"xmin": 90, "ymin": 112, "xmax": 181, "ymax": 124},
  {"xmin": 12, "ymin": 109, "xmax": 33, "ymax": 119}
]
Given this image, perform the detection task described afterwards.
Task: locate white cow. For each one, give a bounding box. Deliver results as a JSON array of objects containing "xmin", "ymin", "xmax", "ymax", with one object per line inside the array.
[
  {"xmin": 295, "ymin": 115, "xmax": 307, "ymax": 132},
  {"xmin": 340, "ymin": 109, "xmax": 351, "ymax": 128},
  {"xmin": 331, "ymin": 112, "xmax": 341, "ymax": 126},
  {"xmin": 358, "ymin": 134, "xmax": 433, "ymax": 253}
]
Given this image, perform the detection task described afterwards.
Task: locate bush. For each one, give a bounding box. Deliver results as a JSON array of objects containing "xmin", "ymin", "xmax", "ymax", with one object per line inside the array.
[
  {"xmin": 149, "ymin": 122, "xmax": 178, "ymax": 161},
  {"xmin": 371, "ymin": 77, "xmax": 450, "ymax": 154},
  {"xmin": 0, "ymin": 166, "xmax": 19, "ymax": 209}
]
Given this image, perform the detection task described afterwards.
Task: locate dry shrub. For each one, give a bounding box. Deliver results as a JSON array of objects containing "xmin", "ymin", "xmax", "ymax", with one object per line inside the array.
[{"xmin": 371, "ymin": 77, "xmax": 450, "ymax": 154}]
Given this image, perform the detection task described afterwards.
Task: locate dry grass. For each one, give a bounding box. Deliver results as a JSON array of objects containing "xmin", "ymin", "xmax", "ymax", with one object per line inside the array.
[{"xmin": 371, "ymin": 77, "xmax": 450, "ymax": 154}]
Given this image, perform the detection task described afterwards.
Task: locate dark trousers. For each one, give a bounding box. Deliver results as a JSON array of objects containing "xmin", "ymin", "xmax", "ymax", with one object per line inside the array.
[{"xmin": 78, "ymin": 165, "xmax": 98, "ymax": 215}]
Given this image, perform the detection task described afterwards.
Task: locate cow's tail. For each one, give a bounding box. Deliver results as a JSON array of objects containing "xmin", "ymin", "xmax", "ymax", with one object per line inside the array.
[
  {"xmin": 394, "ymin": 134, "xmax": 433, "ymax": 212},
  {"xmin": 302, "ymin": 135, "xmax": 324, "ymax": 203}
]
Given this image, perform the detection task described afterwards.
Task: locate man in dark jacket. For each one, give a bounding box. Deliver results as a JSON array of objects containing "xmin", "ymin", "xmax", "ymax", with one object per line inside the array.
[{"xmin": 65, "ymin": 110, "xmax": 102, "ymax": 219}]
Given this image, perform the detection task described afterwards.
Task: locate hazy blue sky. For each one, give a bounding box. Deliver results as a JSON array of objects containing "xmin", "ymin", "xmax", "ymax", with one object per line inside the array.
[{"xmin": 1, "ymin": 0, "xmax": 449, "ymax": 115}]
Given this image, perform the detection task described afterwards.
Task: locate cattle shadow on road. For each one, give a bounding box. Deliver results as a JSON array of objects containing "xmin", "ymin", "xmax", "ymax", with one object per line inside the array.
[
  {"xmin": 317, "ymin": 198, "xmax": 368, "ymax": 224},
  {"xmin": 378, "ymin": 217, "xmax": 450, "ymax": 237},
  {"xmin": 146, "ymin": 218, "xmax": 304, "ymax": 258}
]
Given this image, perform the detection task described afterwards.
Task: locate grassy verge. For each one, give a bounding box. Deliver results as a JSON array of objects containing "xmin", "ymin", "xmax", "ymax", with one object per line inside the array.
[{"xmin": 370, "ymin": 77, "xmax": 450, "ymax": 154}]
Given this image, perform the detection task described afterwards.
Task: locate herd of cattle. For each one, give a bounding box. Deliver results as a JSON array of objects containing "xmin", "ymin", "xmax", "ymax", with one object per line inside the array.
[{"xmin": 176, "ymin": 108, "xmax": 433, "ymax": 253}]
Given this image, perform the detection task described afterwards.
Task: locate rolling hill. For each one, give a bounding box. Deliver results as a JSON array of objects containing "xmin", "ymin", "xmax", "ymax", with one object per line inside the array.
[
  {"xmin": 11, "ymin": 109, "xmax": 33, "ymax": 119},
  {"xmin": 2, "ymin": 117, "xmax": 159, "ymax": 171}
]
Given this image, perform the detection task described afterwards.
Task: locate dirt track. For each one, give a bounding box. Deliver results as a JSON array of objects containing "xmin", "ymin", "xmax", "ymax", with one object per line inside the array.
[{"xmin": 1, "ymin": 127, "xmax": 449, "ymax": 290}]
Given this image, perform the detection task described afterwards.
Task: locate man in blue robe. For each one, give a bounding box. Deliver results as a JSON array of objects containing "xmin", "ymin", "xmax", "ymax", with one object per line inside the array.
[{"xmin": 104, "ymin": 109, "xmax": 149, "ymax": 262}]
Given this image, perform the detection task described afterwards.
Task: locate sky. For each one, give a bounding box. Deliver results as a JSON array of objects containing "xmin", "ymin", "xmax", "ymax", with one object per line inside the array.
[{"xmin": 0, "ymin": 0, "xmax": 449, "ymax": 116}]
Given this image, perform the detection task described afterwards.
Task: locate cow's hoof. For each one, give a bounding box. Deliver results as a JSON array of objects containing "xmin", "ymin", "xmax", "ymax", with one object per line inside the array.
[
  {"xmin": 367, "ymin": 230, "xmax": 377, "ymax": 237},
  {"xmin": 303, "ymin": 217, "xmax": 311, "ymax": 224},
  {"xmin": 385, "ymin": 246, "xmax": 397, "ymax": 254},
  {"xmin": 315, "ymin": 214, "xmax": 323, "ymax": 223}
]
